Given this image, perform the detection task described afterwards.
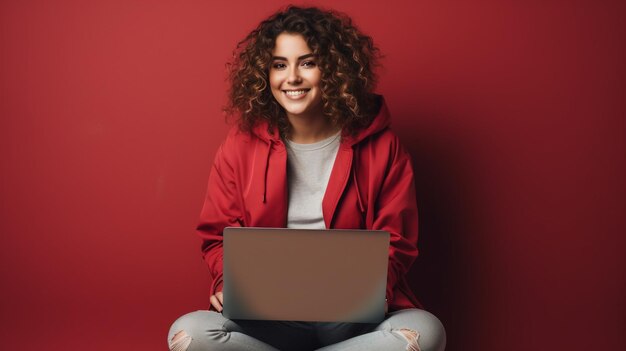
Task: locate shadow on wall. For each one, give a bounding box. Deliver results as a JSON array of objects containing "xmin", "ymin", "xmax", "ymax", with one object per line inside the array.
[{"xmin": 396, "ymin": 109, "xmax": 484, "ymax": 349}]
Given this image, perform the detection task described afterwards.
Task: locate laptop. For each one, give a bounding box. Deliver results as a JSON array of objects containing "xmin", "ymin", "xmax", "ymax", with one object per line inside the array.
[{"xmin": 222, "ymin": 227, "xmax": 389, "ymax": 323}]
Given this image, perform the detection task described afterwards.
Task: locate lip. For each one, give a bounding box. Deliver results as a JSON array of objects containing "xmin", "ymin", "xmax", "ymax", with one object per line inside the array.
[{"xmin": 282, "ymin": 89, "xmax": 311, "ymax": 100}]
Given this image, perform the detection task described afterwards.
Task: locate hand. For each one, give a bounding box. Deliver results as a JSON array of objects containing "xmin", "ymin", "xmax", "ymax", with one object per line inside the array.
[{"xmin": 210, "ymin": 291, "xmax": 224, "ymax": 313}]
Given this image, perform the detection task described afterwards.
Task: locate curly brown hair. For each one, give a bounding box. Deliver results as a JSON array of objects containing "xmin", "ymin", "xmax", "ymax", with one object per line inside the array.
[{"xmin": 224, "ymin": 5, "xmax": 382, "ymax": 137}]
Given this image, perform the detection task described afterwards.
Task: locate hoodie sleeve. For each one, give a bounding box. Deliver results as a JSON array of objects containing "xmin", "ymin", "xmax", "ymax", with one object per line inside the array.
[
  {"xmin": 372, "ymin": 137, "xmax": 419, "ymax": 303},
  {"xmin": 196, "ymin": 135, "xmax": 243, "ymax": 297}
]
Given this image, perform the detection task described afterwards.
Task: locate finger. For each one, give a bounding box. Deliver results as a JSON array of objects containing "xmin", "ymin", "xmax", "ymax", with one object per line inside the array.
[
  {"xmin": 216, "ymin": 291, "xmax": 224, "ymax": 305},
  {"xmin": 210, "ymin": 295, "xmax": 222, "ymax": 312},
  {"xmin": 209, "ymin": 295, "xmax": 223, "ymax": 312}
]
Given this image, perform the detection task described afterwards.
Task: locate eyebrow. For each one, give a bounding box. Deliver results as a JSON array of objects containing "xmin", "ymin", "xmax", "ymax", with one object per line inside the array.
[{"xmin": 271, "ymin": 53, "xmax": 315, "ymax": 61}]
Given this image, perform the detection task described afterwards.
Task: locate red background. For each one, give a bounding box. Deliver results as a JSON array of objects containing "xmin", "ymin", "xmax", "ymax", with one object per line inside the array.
[{"xmin": 1, "ymin": 0, "xmax": 624, "ymax": 349}]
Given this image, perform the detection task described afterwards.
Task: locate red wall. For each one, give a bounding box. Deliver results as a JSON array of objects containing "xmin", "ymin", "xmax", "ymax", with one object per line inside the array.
[{"xmin": 1, "ymin": 1, "xmax": 624, "ymax": 349}]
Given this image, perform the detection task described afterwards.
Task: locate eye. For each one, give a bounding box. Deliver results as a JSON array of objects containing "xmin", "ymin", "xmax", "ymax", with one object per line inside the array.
[
  {"xmin": 272, "ymin": 62, "xmax": 286, "ymax": 70},
  {"xmin": 301, "ymin": 60, "xmax": 316, "ymax": 68}
]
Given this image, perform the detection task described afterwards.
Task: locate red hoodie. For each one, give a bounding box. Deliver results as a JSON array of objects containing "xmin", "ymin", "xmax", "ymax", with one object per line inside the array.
[{"xmin": 197, "ymin": 96, "xmax": 422, "ymax": 312}]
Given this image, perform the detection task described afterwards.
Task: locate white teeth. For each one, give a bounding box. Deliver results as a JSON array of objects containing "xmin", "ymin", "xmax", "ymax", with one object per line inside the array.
[{"xmin": 285, "ymin": 90, "xmax": 307, "ymax": 96}]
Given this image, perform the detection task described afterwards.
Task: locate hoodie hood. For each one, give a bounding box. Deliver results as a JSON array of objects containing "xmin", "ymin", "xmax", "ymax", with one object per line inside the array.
[
  {"xmin": 250, "ymin": 94, "xmax": 391, "ymax": 147},
  {"xmin": 341, "ymin": 95, "xmax": 391, "ymax": 147}
]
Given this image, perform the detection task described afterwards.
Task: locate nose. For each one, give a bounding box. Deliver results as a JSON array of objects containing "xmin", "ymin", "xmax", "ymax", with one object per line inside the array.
[{"xmin": 287, "ymin": 66, "xmax": 302, "ymax": 85}]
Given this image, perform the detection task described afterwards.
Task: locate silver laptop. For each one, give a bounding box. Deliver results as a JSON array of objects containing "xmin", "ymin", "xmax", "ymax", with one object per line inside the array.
[{"xmin": 222, "ymin": 227, "xmax": 389, "ymax": 323}]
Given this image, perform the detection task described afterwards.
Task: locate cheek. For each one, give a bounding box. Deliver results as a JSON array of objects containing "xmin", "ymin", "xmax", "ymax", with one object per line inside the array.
[
  {"xmin": 308, "ymin": 69, "xmax": 322, "ymax": 89},
  {"xmin": 269, "ymin": 71, "xmax": 281, "ymax": 90}
]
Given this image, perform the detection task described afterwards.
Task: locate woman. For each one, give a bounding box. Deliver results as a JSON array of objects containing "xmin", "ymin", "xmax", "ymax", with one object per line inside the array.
[{"xmin": 168, "ymin": 6, "xmax": 446, "ymax": 351}]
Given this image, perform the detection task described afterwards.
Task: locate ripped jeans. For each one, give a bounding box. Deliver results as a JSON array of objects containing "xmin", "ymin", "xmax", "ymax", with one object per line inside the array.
[{"xmin": 167, "ymin": 308, "xmax": 446, "ymax": 351}]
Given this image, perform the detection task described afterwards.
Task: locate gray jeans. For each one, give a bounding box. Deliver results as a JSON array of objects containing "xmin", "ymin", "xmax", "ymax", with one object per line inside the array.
[{"xmin": 167, "ymin": 308, "xmax": 446, "ymax": 351}]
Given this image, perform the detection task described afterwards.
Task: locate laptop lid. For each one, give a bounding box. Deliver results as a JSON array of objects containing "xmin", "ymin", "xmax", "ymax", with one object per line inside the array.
[{"xmin": 222, "ymin": 227, "xmax": 389, "ymax": 323}]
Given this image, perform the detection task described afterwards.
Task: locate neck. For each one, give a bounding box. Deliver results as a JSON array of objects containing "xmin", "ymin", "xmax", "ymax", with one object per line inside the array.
[{"xmin": 286, "ymin": 112, "xmax": 340, "ymax": 144}]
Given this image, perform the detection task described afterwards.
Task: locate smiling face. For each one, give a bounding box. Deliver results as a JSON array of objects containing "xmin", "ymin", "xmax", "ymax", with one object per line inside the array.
[{"xmin": 269, "ymin": 33, "xmax": 323, "ymax": 121}]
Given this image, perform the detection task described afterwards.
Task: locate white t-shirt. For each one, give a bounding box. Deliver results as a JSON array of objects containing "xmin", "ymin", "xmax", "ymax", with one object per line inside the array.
[{"xmin": 285, "ymin": 132, "xmax": 341, "ymax": 229}]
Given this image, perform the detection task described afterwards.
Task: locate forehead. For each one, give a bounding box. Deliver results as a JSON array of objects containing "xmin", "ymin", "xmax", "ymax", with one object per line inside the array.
[{"xmin": 272, "ymin": 33, "xmax": 313, "ymax": 56}]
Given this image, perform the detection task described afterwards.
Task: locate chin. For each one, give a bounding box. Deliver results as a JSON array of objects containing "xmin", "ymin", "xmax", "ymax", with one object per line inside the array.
[
  {"xmin": 279, "ymin": 100, "xmax": 323, "ymax": 119},
  {"xmin": 283, "ymin": 106, "xmax": 309, "ymax": 116}
]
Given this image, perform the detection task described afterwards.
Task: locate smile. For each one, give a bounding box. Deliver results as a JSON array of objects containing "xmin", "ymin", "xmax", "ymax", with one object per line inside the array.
[{"xmin": 283, "ymin": 89, "xmax": 310, "ymax": 99}]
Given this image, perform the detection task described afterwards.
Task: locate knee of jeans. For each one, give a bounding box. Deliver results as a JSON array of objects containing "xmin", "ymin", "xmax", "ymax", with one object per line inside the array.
[
  {"xmin": 169, "ymin": 330, "xmax": 192, "ymax": 351},
  {"xmin": 392, "ymin": 328, "xmax": 421, "ymax": 351},
  {"xmin": 168, "ymin": 314, "xmax": 195, "ymax": 351},
  {"xmin": 168, "ymin": 311, "xmax": 230, "ymax": 351},
  {"xmin": 391, "ymin": 310, "xmax": 446, "ymax": 351}
]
